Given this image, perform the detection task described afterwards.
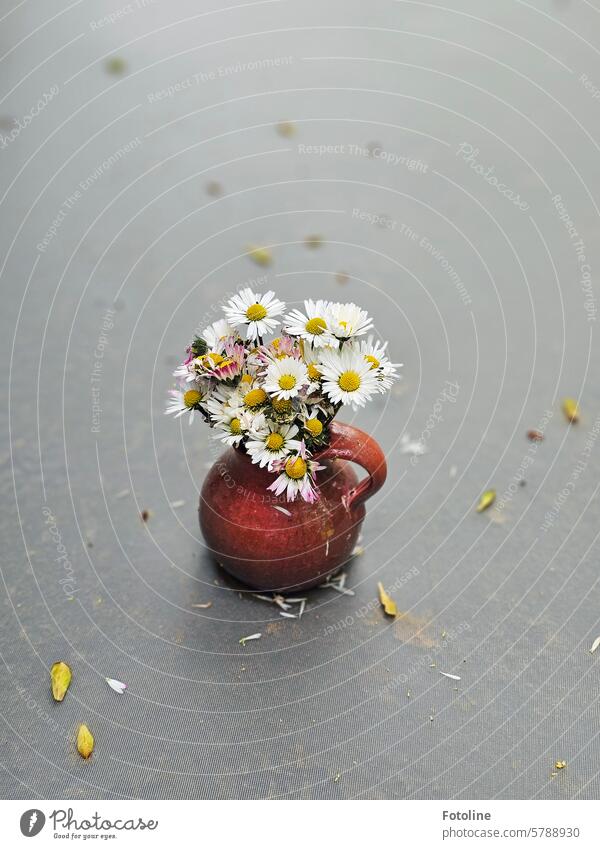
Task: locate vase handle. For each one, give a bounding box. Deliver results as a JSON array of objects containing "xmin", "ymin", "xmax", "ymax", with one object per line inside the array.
[{"xmin": 320, "ymin": 422, "xmax": 387, "ymax": 511}]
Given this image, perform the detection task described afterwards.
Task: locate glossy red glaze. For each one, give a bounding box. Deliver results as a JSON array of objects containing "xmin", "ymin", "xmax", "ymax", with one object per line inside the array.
[{"xmin": 199, "ymin": 422, "xmax": 387, "ymax": 591}]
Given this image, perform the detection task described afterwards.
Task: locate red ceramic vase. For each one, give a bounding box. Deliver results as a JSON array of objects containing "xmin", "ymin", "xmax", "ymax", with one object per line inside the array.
[{"xmin": 199, "ymin": 421, "xmax": 387, "ymax": 592}]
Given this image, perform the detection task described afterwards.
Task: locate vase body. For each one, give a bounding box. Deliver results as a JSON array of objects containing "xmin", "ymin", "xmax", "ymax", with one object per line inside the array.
[{"xmin": 199, "ymin": 422, "xmax": 387, "ymax": 592}]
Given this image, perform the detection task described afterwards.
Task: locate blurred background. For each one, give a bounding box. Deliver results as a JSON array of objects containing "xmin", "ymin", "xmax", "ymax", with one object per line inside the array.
[{"xmin": 1, "ymin": 0, "xmax": 599, "ymax": 799}]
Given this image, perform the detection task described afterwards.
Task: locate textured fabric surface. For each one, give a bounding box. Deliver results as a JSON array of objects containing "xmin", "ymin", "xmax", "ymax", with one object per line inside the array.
[{"xmin": 1, "ymin": 0, "xmax": 599, "ymax": 799}]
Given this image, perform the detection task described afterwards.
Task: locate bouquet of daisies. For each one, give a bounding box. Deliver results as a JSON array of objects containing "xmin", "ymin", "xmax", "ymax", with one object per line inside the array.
[{"xmin": 166, "ymin": 288, "xmax": 400, "ymax": 502}]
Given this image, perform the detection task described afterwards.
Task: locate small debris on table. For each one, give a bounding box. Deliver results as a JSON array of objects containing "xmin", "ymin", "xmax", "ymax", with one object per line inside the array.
[
  {"xmin": 304, "ymin": 234, "xmax": 323, "ymax": 249},
  {"xmin": 377, "ymin": 581, "xmax": 398, "ymax": 617},
  {"xmin": 319, "ymin": 572, "xmax": 355, "ymax": 596},
  {"xmin": 105, "ymin": 677, "xmax": 127, "ymax": 694},
  {"xmin": 205, "ymin": 180, "xmax": 223, "ymax": 196},
  {"xmin": 439, "ymin": 671, "xmax": 461, "ymax": 681},
  {"xmin": 51, "ymin": 662, "xmax": 72, "ymax": 702},
  {"xmin": 562, "ymin": 398, "xmax": 579, "ymax": 423},
  {"xmin": 273, "ymin": 505, "xmax": 292, "ymax": 517},
  {"xmin": 589, "ymin": 636, "xmax": 600, "ymax": 654},
  {"xmin": 140, "ymin": 510, "xmax": 150, "ymax": 522},
  {"xmin": 105, "ymin": 57, "xmax": 127, "ymax": 75},
  {"xmin": 275, "ymin": 121, "xmax": 295, "ymax": 137},
  {"xmin": 527, "ymin": 429, "xmax": 544, "ymax": 441},
  {"xmin": 400, "ymin": 433, "xmax": 426, "ymax": 456},
  {"xmin": 115, "ymin": 488, "xmax": 130, "ymax": 499},
  {"xmin": 246, "ymin": 244, "xmax": 272, "ymax": 266},
  {"xmin": 336, "ymin": 271, "xmax": 349, "ymax": 285},
  {"xmin": 191, "ymin": 602, "xmax": 212, "ymax": 609},
  {"xmin": 76, "ymin": 724, "xmax": 94, "ymax": 759},
  {"xmin": 169, "ymin": 500, "xmax": 186, "ymax": 509},
  {"xmin": 239, "ymin": 633, "xmax": 262, "ymax": 646},
  {"xmin": 554, "ymin": 760, "xmax": 567, "ymax": 770},
  {"xmin": 476, "ymin": 489, "xmax": 496, "ymax": 513}
]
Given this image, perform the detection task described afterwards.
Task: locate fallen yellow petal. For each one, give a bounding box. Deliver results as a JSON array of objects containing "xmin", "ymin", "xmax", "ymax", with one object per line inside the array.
[
  {"xmin": 377, "ymin": 582, "xmax": 398, "ymax": 617},
  {"xmin": 50, "ymin": 662, "xmax": 72, "ymax": 702},
  {"xmin": 562, "ymin": 398, "xmax": 579, "ymax": 423},
  {"xmin": 476, "ymin": 489, "xmax": 496, "ymax": 513},
  {"xmin": 246, "ymin": 244, "xmax": 272, "ymax": 266},
  {"xmin": 76, "ymin": 724, "xmax": 94, "ymax": 759}
]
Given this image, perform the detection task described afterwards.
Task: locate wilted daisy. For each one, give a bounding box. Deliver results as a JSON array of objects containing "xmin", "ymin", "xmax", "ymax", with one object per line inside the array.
[
  {"xmin": 284, "ymin": 299, "xmax": 334, "ymax": 348},
  {"xmin": 223, "ymin": 287, "xmax": 285, "ymax": 341},
  {"xmin": 165, "ymin": 384, "xmax": 208, "ymax": 424},
  {"xmin": 245, "ymin": 417, "xmax": 301, "ymax": 468},
  {"xmin": 328, "ymin": 302, "xmax": 373, "ymax": 339},
  {"xmin": 202, "ymin": 318, "xmax": 235, "ymax": 350},
  {"xmin": 268, "ymin": 447, "xmax": 324, "ymax": 502},
  {"xmin": 319, "ymin": 346, "xmax": 380, "ymax": 408},
  {"xmin": 357, "ymin": 336, "xmax": 402, "ymax": 392},
  {"xmin": 263, "ymin": 356, "xmax": 309, "ymax": 400},
  {"xmin": 194, "ymin": 341, "xmax": 245, "ymax": 381}
]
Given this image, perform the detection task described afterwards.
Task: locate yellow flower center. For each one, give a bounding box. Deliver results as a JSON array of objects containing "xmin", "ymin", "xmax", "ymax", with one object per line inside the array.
[
  {"xmin": 338, "ymin": 370, "xmax": 361, "ymax": 392},
  {"xmin": 209, "ymin": 352, "xmax": 224, "ymax": 365},
  {"xmin": 307, "ymin": 362, "xmax": 321, "ymax": 381},
  {"xmin": 278, "ymin": 374, "xmax": 296, "ymax": 390},
  {"xmin": 365, "ymin": 354, "xmax": 380, "ymax": 369},
  {"xmin": 244, "ymin": 388, "xmax": 267, "ymax": 407},
  {"xmin": 285, "ymin": 456, "xmax": 307, "ymax": 479},
  {"xmin": 229, "ymin": 417, "xmax": 242, "ymax": 434},
  {"xmin": 246, "ymin": 303, "xmax": 267, "ymax": 322},
  {"xmin": 305, "ymin": 316, "xmax": 327, "ymax": 335},
  {"xmin": 305, "ymin": 418, "xmax": 323, "ymax": 437},
  {"xmin": 266, "ymin": 432, "xmax": 284, "ymax": 451},
  {"xmin": 271, "ymin": 397, "xmax": 292, "ymax": 414},
  {"xmin": 183, "ymin": 389, "xmax": 201, "ymax": 408},
  {"xmin": 240, "ymin": 374, "xmax": 253, "ymax": 385},
  {"xmin": 272, "ymin": 337, "xmax": 281, "ymax": 349}
]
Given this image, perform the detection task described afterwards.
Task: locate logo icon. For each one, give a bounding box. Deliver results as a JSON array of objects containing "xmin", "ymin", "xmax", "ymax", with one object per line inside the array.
[{"xmin": 19, "ymin": 810, "xmax": 45, "ymax": 837}]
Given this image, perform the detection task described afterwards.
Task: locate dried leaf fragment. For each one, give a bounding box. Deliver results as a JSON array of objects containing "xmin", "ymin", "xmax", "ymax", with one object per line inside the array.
[
  {"xmin": 476, "ymin": 489, "xmax": 496, "ymax": 512},
  {"xmin": 589, "ymin": 636, "xmax": 600, "ymax": 654},
  {"xmin": 51, "ymin": 662, "xmax": 72, "ymax": 702},
  {"xmin": 562, "ymin": 398, "xmax": 579, "ymax": 423},
  {"xmin": 377, "ymin": 582, "xmax": 398, "ymax": 617},
  {"xmin": 246, "ymin": 244, "xmax": 272, "ymax": 266},
  {"xmin": 76, "ymin": 724, "xmax": 94, "ymax": 759},
  {"xmin": 105, "ymin": 678, "xmax": 127, "ymax": 694},
  {"xmin": 527, "ymin": 430, "xmax": 544, "ymax": 441}
]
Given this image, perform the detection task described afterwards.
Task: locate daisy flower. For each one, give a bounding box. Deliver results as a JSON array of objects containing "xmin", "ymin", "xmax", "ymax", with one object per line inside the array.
[
  {"xmin": 245, "ymin": 418, "xmax": 301, "ymax": 469},
  {"xmin": 206, "ymin": 385, "xmax": 244, "ymax": 425},
  {"xmin": 357, "ymin": 336, "xmax": 402, "ymax": 392},
  {"xmin": 263, "ymin": 356, "xmax": 309, "ymax": 400},
  {"xmin": 268, "ymin": 445, "xmax": 325, "ymax": 503},
  {"xmin": 284, "ymin": 299, "xmax": 334, "ymax": 348},
  {"xmin": 318, "ymin": 346, "xmax": 380, "ymax": 409},
  {"xmin": 165, "ymin": 383, "xmax": 208, "ymax": 425},
  {"xmin": 222, "ymin": 287, "xmax": 285, "ymax": 341},
  {"xmin": 194, "ymin": 341, "xmax": 246, "ymax": 381},
  {"xmin": 202, "ymin": 318, "xmax": 236, "ymax": 350},
  {"xmin": 213, "ymin": 409, "xmax": 255, "ymax": 446},
  {"xmin": 328, "ymin": 301, "xmax": 373, "ymax": 340}
]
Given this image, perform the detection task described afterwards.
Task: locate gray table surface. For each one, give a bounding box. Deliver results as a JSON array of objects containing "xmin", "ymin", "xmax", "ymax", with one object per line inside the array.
[{"xmin": 1, "ymin": 0, "xmax": 599, "ymax": 799}]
